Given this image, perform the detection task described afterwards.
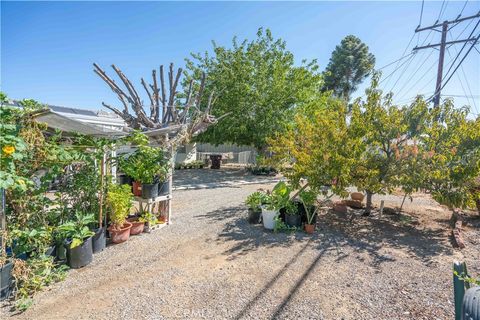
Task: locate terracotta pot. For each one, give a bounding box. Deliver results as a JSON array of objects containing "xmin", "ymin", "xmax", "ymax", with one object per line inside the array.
[
  {"xmin": 304, "ymin": 224, "xmax": 315, "ymax": 234},
  {"xmin": 127, "ymin": 218, "xmax": 145, "ymax": 235},
  {"xmin": 132, "ymin": 181, "xmax": 142, "ymax": 197},
  {"xmin": 108, "ymin": 222, "xmax": 132, "ymax": 244},
  {"xmin": 351, "ymin": 192, "xmax": 364, "ymax": 202}
]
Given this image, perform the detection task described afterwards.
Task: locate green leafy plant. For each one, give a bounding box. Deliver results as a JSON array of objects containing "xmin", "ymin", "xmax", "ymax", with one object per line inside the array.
[
  {"xmin": 12, "ymin": 256, "xmax": 68, "ymax": 311},
  {"xmin": 57, "ymin": 212, "xmax": 95, "ymax": 249},
  {"xmin": 299, "ymin": 190, "xmax": 318, "ymax": 225},
  {"xmin": 107, "ymin": 184, "xmax": 133, "ymax": 229},
  {"xmin": 9, "ymin": 227, "xmax": 53, "ymax": 257},
  {"xmin": 264, "ymin": 181, "xmax": 292, "ymax": 211},
  {"xmin": 138, "ymin": 211, "xmax": 158, "ymax": 226},
  {"xmin": 245, "ymin": 191, "xmax": 268, "ymax": 212},
  {"xmin": 119, "ymin": 133, "xmax": 169, "ymax": 184},
  {"xmin": 273, "ymin": 216, "xmax": 297, "ymax": 233}
]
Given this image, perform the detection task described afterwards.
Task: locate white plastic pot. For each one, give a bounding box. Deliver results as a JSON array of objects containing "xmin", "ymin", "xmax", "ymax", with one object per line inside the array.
[{"xmin": 261, "ymin": 207, "xmax": 278, "ymax": 230}]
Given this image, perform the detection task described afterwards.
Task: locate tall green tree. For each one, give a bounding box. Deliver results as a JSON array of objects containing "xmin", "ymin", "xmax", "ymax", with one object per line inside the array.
[
  {"xmin": 185, "ymin": 28, "xmax": 322, "ymax": 152},
  {"xmin": 322, "ymin": 35, "xmax": 375, "ymax": 101}
]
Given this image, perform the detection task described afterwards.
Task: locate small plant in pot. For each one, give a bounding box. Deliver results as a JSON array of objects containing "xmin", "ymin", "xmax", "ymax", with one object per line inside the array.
[
  {"xmin": 127, "ymin": 211, "xmax": 146, "ymax": 236},
  {"xmin": 283, "ymin": 201, "xmax": 302, "ymax": 228},
  {"xmin": 245, "ymin": 191, "xmax": 267, "ymax": 224},
  {"xmin": 119, "ymin": 153, "xmax": 143, "ymax": 197},
  {"xmin": 107, "ymin": 184, "xmax": 133, "ymax": 244},
  {"xmin": 57, "ymin": 212, "xmax": 95, "ymax": 269},
  {"xmin": 299, "ymin": 190, "xmax": 318, "ymax": 234},
  {"xmin": 139, "ymin": 211, "xmax": 158, "ymax": 233},
  {"xmin": 261, "ymin": 182, "xmax": 291, "ymax": 230}
]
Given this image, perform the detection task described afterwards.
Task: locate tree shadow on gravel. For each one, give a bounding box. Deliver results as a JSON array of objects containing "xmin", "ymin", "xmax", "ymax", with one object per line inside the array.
[
  {"xmin": 320, "ymin": 209, "xmax": 453, "ymax": 266},
  {"xmin": 195, "ymin": 205, "xmax": 320, "ymax": 260},
  {"xmin": 198, "ymin": 204, "xmax": 454, "ymax": 268}
]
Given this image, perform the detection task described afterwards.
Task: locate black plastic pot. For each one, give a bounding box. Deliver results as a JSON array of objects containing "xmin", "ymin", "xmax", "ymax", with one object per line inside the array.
[
  {"xmin": 141, "ymin": 182, "xmax": 159, "ymax": 199},
  {"xmin": 92, "ymin": 227, "xmax": 106, "ymax": 253},
  {"xmin": 159, "ymin": 181, "xmax": 170, "ymax": 196},
  {"xmin": 285, "ymin": 214, "xmax": 302, "ymax": 228},
  {"xmin": 65, "ymin": 237, "xmax": 93, "ymax": 269},
  {"xmin": 247, "ymin": 209, "xmax": 262, "ymax": 224},
  {"xmin": 0, "ymin": 260, "xmax": 13, "ymax": 301}
]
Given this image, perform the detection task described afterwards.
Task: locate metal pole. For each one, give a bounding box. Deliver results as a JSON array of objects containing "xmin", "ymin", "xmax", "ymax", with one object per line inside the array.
[{"xmin": 433, "ymin": 21, "xmax": 448, "ymax": 108}]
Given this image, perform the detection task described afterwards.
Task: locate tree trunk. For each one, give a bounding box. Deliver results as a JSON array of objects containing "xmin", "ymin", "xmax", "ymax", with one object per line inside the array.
[
  {"xmin": 476, "ymin": 198, "xmax": 480, "ymax": 216},
  {"xmin": 364, "ymin": 191, "xmax": 373, "ymax": 216}
]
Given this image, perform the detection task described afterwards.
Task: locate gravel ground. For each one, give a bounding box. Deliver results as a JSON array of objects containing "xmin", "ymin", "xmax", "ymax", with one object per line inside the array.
[{"xmin": 1, "ymin": 169, "xmax": 478, "ymax": 319}]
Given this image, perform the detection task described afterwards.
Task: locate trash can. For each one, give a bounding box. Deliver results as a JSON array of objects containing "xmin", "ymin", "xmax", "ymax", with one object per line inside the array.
[{"xmin": 210, "ymin": 154, "xmax": 222, "ymax": 169}]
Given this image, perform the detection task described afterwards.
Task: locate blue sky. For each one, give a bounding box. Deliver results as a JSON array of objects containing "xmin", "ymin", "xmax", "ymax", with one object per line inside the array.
[{"xmin": 1, "ymin": 1, "xmax": 479, "ymax": 115}]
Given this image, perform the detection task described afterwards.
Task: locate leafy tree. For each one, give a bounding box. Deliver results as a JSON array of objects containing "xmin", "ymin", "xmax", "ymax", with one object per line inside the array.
[
  {"xmin": 418, "ymin": 102, "xmax": 480, "ymax": 214},
  {"xmin": 348, "ymin": 76, "xmax": 426, "ymax": 214},
  {"xmin": 322, "ymin": 35, "xmax": 375, "ymax": 101},
  {"xmin": 185, "ymin": 28, "xmax": 322, "ymax": 152},
  {"xmin": 268, "ymin": 94, "xmax": 353, "ymax": 197}
]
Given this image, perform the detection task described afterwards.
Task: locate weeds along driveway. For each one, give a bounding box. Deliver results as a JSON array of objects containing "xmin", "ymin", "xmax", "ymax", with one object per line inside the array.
[{"xmin": 2, "ymin": 176, "xmax": 472, "ymax": 319}]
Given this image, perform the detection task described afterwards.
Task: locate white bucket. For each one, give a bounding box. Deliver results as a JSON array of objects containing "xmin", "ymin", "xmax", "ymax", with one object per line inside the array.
[{"xmin": 261, "ymin": 208, "xmax": 278, "ymax": 230}]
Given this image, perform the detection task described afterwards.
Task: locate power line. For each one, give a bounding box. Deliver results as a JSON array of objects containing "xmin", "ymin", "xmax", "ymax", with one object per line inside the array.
[
  {"xmin": 448, "ymin": 30, "xmax": 478, "ymax": 112},
  {"xmin": 395, "ymin": 49, "xmax": 436, "ymax": 98},
  {"xmin": 446, "ymin": 47, "xmax": 473, "ymax": 108},
  {"xmin": 442, "ymin": 19, "xmax": 480, "ymax": 83},
  {"xmin": 428, "ymin": 33, "xmax": 480, "ymax": 102},
  {"xmin": 460, "ymin": 0, "xmax": 469, "ymax": 17},
  {"xmin": 396, "ymin": 58, "xmax": 438, "ymax": 102},
  {"xmin": 414, "ymin": 11, "xmax": 480, "ymax": 107},
  {"xmin": 419, "ymin": 0, "xmax": 425, "ymax": 27},
  {"xmin": 376, "ymin": 52, "xmax": 415, "ymax": 71},
  {"xmin": 379, "ymin": 51, "xmax": 416, "ymax": 86}
]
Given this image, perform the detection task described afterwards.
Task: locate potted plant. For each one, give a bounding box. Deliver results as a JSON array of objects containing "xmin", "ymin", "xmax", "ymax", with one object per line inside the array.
[
  {"xmin": 57, "ymin": 212, "xmax": 95, "ymax": 269},
  {"xmin": 107, "ymin": 184, "xmax": 133, "ymax": 244},
  {"xmin": 127, "ymin": 212, "xmax": 145, "ymax": 236},
  {"xmin": 299, "ymin": 190, "xmax": 318, "ymax": 234},
  {"xmin": 283, "ymin": 200, "xmax": 302, "ymax": 228},
  {"xmin": 138, "ymin": 211, "xmax": 158, "ymax": 233},
  {"xmin": 245, "ymin": 191, "xmax": 267, "ymax": 224},
  {"xmin": 261, "ymin": 182, "xmax": 291, "ymax": 230},
  {"xmin": 119, "ymin": 153, "xmax": 143, "ymax": 196}
]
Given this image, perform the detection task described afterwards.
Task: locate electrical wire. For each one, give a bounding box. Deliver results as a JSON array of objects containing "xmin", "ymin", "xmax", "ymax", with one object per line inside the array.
[
  {"xmin": 396, "ymin": 59, "xmax": 438, "ymax": 101},
  {"xmin": 435, "ymin": 33, "xmax": 480, "ymax": 97},
  {"xmin": 395, "ymin": 49, "xmax": 436, "ymax": 99},
  {"xmin": 446, "ymin": 47, "xmax": 473, "ymax": 108},
  {"xmin": 376, "ymin": 52, "xmax": 415, "ymax": 71},
  {"xmin": 459, "ymin": 0, "xmax": 469, "ymax": 16},
  {"xmin": 442, "ymin": 20, "xmax": 480, "ymax": 86},
  {"xmin": 448, "ymin": 31, "xmax": 478, "ymax": 112},
  {"xmin": 419, "ymin": 0, "xmax": 425, "ymax": 27}
]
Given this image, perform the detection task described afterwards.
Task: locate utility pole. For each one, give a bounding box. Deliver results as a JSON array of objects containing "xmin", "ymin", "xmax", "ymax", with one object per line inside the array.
[{"xmin": 413, "ymin": 12, "xmax": 480, "ymax": 107}]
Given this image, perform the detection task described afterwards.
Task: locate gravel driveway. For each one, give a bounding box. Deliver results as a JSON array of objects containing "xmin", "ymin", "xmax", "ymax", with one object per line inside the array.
[{"xmin": 1, "ymin": 170, "xmax": 477, "ymax": 319}]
